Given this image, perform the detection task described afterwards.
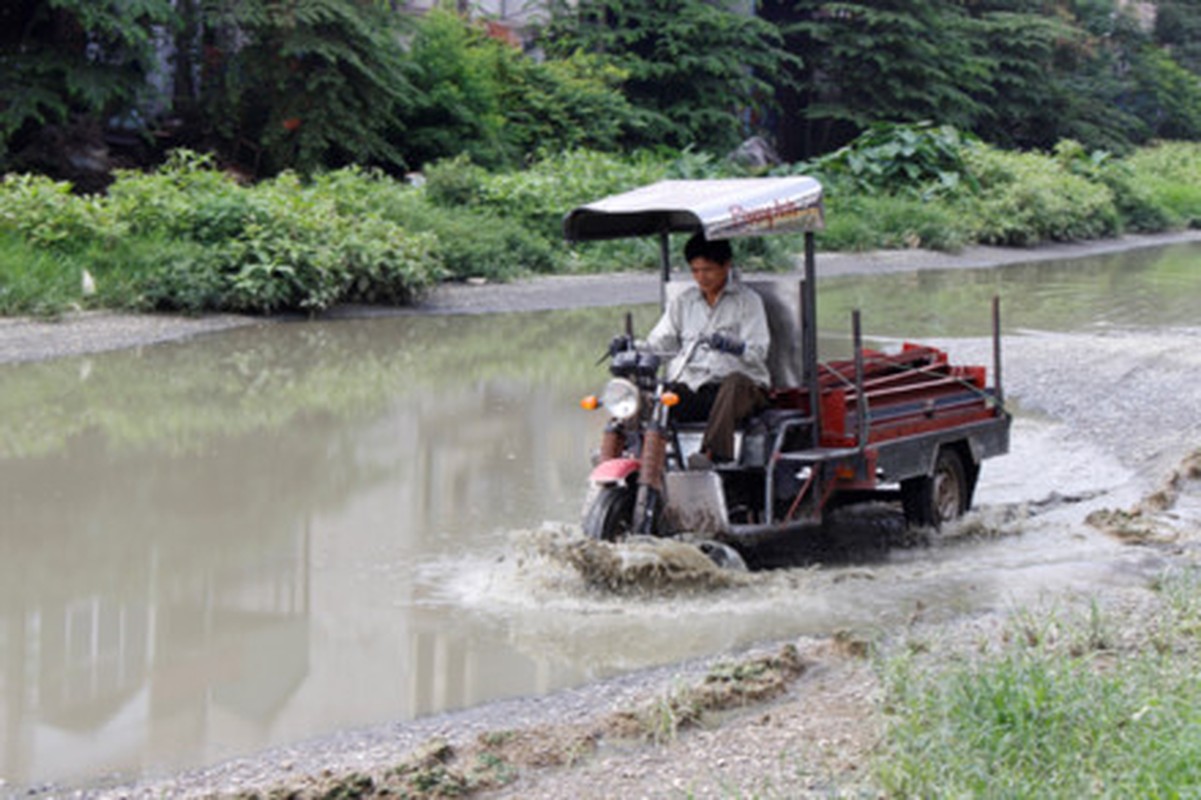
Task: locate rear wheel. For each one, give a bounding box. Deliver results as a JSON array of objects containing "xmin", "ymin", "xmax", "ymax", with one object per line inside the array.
[
  {"xmin": 582, "ymin": 485, "xmax": 635, "ymax": 542},
  {"xmin": 901, "ymin": 447, "xmax": 970, "ymax": 529}
]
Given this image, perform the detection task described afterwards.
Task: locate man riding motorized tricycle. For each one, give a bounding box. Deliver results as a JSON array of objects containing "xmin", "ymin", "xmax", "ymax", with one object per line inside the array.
[
  {"xmin": 631, "ymin": 233, "xmax": 771, "ymax": 469},
  {"xmin": 568, "ymin": 178, "xmax": 1010, "ymax": 565}
]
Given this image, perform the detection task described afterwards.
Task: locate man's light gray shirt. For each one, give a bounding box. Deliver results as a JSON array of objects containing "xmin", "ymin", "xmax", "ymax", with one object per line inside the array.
[{"xmin": 645, "ymin": 277, "xmax": 771, "ymax": 391}]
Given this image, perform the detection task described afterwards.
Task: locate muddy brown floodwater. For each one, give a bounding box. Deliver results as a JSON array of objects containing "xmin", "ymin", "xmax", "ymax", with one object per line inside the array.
[{"xmin": 2, "ymin": 233, "xmax": 1201, "ymax": 799}]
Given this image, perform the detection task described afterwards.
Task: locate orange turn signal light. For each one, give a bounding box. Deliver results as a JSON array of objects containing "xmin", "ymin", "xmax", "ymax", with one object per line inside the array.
[
  {"xmin": 580, "ymin": 395, "xmax": 599, "ymax": 411},
  {"xmin": 660, "ymin": 391, "xmax": 680, "ymax": 408}
]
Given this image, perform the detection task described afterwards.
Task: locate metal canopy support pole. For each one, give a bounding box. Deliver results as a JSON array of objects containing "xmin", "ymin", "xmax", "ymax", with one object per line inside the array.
[
  {"xmin": 802, "ymin": 231, "xmax": 821, "ymax": 436},
  {"xmin": 853, "ymin": 309, "xmax": 867, "ymax": 453},
  {"xmin": 992, "ymin": 295, "xmax": 1004, "ymax": 407},
  {"xmin": 658, "ymin": 230, "xmax": 671, "ymax": 311}
]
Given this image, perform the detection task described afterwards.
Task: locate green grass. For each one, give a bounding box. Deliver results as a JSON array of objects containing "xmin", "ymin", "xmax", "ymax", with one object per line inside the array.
[
  {"xmin": 1149, "ymin": 181, "xmax": 1201, "ymax": 228},
  {"xmin": 1121, "ymin": 141, "xmax": 1201, "ymax": 229},
  {"xmin": 0, "ymin": 231, "xmax": 80, "ymax": 315},
  {"xmin": 874, "ymin": 570, "xmax": 1201, "ymax": 797},
  {"xmin": 821, "ymin": 193, "xmax": 972, "ymax": 252}
]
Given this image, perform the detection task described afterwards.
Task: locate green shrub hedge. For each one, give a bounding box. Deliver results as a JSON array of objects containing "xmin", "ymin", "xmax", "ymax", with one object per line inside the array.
[
  {"xmin": 3, "ymin": 133, "xmax": 1201, "ymax": 317},
  {"xmin": 960, "ymin": 146, "xmax": 1121, "ymax": 245}
]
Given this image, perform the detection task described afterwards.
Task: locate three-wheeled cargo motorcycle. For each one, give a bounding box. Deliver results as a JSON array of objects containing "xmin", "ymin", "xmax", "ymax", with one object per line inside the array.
[{"xmin": 566, "ymin": 178, "xmax": 1011, "ymax": 561}]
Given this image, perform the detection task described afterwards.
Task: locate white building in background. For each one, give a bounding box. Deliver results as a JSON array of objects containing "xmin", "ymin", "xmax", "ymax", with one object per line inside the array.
[
  {"xmin": 401, "ymin": 0, "xmax": 545, "ymax": 22},
  {"xmin": 1118, "ymin": 0, "xmax": 1157, "ymax": 31},
  {"xmin": 399, "ymin": 0, "xmax": 550, "ymax": 46}
]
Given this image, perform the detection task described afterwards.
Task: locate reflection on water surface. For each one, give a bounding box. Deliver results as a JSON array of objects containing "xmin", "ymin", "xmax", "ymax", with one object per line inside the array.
[{"xmin": 1, "ymin": 243, "xmax": 1199, "ymax": 790}]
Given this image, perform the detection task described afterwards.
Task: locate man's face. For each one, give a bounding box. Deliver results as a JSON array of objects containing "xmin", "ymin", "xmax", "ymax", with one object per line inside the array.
[{"xmin": 688, "ymin": 257, "xmax": 730, "ymax": 296}]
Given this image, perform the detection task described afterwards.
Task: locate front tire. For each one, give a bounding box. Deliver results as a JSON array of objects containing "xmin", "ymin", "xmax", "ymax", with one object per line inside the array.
[
  {"xmin": 582, "ymin": 484, "xmax": 635, "ymax": 542},
  {"xmin": 696, "ymin": 540, "xmax": 748, "ymax": 571},
  {"xmin": 901, "ymin": 447, "xmax": 970, "ymax": 529}
]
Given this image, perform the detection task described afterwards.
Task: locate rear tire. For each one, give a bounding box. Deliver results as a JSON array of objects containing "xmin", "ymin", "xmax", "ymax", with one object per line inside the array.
[
  {"xmin": 901, "ymin": 447, "xmax": 970, "ymax": 529},
  {"xmin": 582, "ymin": 485, "xmax": 635, "ymax": 542}
]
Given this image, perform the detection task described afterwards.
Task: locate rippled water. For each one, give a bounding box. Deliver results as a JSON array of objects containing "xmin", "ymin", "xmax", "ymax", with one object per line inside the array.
[{"xmin": 1, "ymin": 242, "xmax": 1200, "ymax": 790}]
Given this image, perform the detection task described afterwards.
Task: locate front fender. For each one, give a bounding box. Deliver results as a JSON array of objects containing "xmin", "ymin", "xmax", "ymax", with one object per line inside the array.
[{"xmin": 590, "ymin": 457, "xmax": 640, "ymax": 484}]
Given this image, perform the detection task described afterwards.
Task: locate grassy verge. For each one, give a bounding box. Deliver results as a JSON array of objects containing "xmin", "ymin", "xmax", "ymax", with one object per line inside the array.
[
  {"xmin": 0, "ymin": 231, "xmax": 78, "ymax": 315},
  {"xmin": 874, "ymin": 568, "xmax": 1201, "ymax": 796}
]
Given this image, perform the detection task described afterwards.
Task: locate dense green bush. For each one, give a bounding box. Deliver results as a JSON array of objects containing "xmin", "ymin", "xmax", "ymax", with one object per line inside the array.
[
  {"xmin": 794, "ymin": 122, "xmax": 980, "ymax": 200},
  {"xmin": 169, "ymin": 170, "xmax": 442, "ymax": 312},
  {"xmin": 423, "ymin": 148, "xmax": 672, "ymax": 276},
  {"xmin": 393, "ymin": 199, "xmax": 559, "ymax": 282},
  {"xmin": 1051, "ymin": 140, "xmax": 1174, "ymax": 233},
  {"xmin": 427, "ymin": 149, "xmax": 673, "ymax": 243},
  {"xmin": 5, "ymin": 137, "xmax": 1201, "ymax": 317},
  {"xmin": 105, "ymin": 150, "xmax": 255, "ymax": 241},
  {"xmin": 422, "ymin": 154, "xmax": 494, "ymax": 208},
  {"xmin": 821, "ymin": 193, "xmax": 972, "ymax": 252},
  {"xmin": 0, "ymin": 173, "xmax": 116, "ymax": 251},
  {"xmin": 311, "ymin": 161, "xmax": 560, "ymax": 281},
  {"xmin": 1120, "ymin": 141, "xmax": 1201, "ymax": 228},
  {"xmin": 960, "ymin": 146, "xmax": 1120, "ymax": 245},
  {"xmin": 0, "ymin": 151, "xmax": 445, "ymax": 314},
  {"xmin": 460, "ymin": 147, "xmax": 806, "ymax": 273},
  {"xmin": 136, "ymin": 238, "xmax": 232, "ymax": 313}
]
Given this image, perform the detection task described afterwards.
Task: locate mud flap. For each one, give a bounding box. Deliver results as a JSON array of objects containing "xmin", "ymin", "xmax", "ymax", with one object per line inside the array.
[{"xmin": 662, "ymin": 471, "xmax": 729, "ymax": 536}]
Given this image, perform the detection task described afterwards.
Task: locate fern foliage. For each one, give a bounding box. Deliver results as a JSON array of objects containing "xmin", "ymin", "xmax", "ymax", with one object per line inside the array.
[
  {"xmin": 0, "ymin": 0, "xmax": 174, "ymax": 161},
  {"xmin": 178, "ymin": 0, "xmax": 415, "ymax": 176},
  {"xmin": 538, "ymin": 0, "xmax": 800, "ymax": 153}
]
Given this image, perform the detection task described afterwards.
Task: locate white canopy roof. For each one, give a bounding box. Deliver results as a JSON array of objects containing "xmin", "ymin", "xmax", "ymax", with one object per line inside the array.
[{"xmin": 563, "ymin": 177, "xmax": 825, "ymax": 242}]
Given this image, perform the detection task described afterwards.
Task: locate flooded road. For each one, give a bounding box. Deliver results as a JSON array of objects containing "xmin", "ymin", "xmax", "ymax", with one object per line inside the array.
[{"xmin": 2, "ymin": 242, "xmax": 1201, "ymax": 792}]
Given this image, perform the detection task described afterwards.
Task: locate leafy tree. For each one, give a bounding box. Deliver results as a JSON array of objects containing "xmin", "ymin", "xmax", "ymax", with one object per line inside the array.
[
  {"xmin": 763, "ymin": 0, "xmax": 991, "ymax": 159},
  {"xmin": 401, "ymin": 8, "xmax": 638, "ymax": 169},
  {"xmin": 492, "ymin": 49, "xmax": 637, "ymax": 161},
  {"xmin": 1053, "ymin": 0, "xmax": 1201, "ymax": 150},
  {"xmin": 765, "ymin": 0, "xmax": 1200, "ymax": 158},
  {"xmin": 175, "ymin": 0, "xmax": 414, "ymax": 176},
  {"xmin": 1125, "ymin": 46, "xmax": 1201, "ymax": 142},
  {"xmin": 400, "ymin": 7, "xmax": 507, "ymax": 169},
  {"xmin": 0, "ymin": 0, "xmax": 175, "ymax": 175},
  {"xmin": 1156, "ymin": 0, "xmax": 1201, "ymax": 75},
  {"xmin": 961, "ymin": 8, "xmax": 1083, "ymax": 151},
  {"xmin": 537, "ymin": 0, "xmax": 799, "ymax": 153}
]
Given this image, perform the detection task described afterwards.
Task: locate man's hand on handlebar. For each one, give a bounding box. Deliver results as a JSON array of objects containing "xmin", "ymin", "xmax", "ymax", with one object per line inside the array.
[
  {"xmin": 608, "ymin": 334, "xmax": 634, "ymax": 356},
  {"xmin": 707, "ymin": 332, "xmax": 746, "ymax": 356},
  {"xmin": 597, "ymin": 334, "xmax": 635, "ymax": 364}
]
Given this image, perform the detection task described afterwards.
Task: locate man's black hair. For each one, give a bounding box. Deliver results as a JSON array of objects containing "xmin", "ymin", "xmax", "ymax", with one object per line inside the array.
[{"xmin": 684, "ymin": 232, "xmax": 733, "ymax": 265}]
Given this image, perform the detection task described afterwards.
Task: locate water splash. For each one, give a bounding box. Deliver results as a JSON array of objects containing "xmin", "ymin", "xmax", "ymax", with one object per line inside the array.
[{"xmin": 532, "ymin": 530, "xmax": 751, "ymax": 595}]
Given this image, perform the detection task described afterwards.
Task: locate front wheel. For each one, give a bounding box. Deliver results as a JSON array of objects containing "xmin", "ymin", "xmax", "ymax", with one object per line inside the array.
[
  {"xmin": 901, "ymin": 447, "xmax": 970, "ymax": 529},
  {"xmin": 582, "ymin": 484, "xmax": 635, "ymax": 542},
  {"xmin": 696, "ymin": 540, "xmax": 748, "ymax": 571}
]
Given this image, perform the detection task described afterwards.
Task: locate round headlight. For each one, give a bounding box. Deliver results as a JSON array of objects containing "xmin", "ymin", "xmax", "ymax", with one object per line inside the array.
[{"xmin": 600, "ymin": 378, "xmax": 640, "ymax": 421}]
